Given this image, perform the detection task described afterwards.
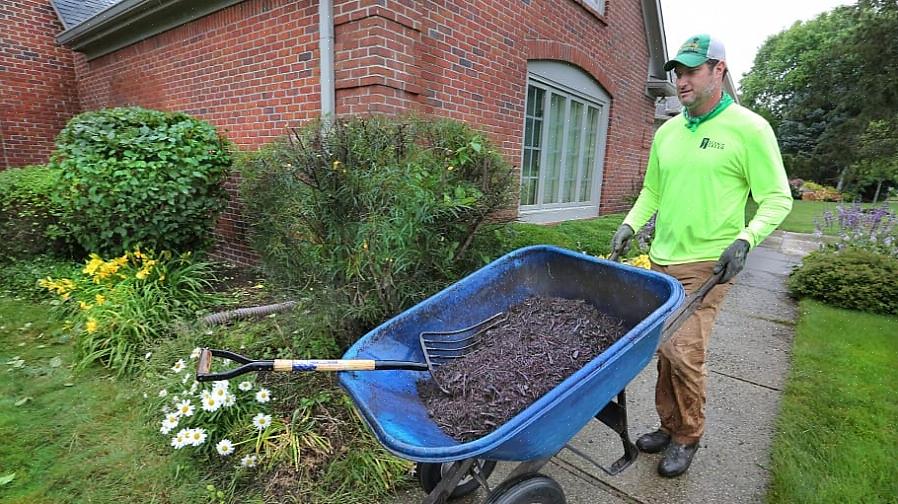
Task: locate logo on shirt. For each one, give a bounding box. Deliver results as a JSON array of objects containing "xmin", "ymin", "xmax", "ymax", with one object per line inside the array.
[{"xmin": 700, "ymin": 137, "xmax": 725, "ymax": 150}]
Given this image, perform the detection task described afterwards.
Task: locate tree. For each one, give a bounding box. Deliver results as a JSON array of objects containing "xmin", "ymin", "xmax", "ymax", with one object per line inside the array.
[
  {"xmin": 741, "ymin": 1, "xmax": 898, "ymax": 195},
  {"xmin": 850, "ymin": 116, "xmax": 898, "ymax": 203}
]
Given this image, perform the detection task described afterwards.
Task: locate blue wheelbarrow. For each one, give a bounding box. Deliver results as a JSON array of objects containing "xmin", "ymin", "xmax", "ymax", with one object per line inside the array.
[{"xmin": 199, "ymin": 246, "xmax": 720, "ymax": 503}]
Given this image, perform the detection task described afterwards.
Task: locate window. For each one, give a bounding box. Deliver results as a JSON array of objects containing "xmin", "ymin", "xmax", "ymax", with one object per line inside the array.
[
  {"xmin": 520, "ymin": 61, "xmax": 610, "ymax": 223},
  {"xmin": 581, "ymin": 0, "xmax": 606, "ymax": 16}
]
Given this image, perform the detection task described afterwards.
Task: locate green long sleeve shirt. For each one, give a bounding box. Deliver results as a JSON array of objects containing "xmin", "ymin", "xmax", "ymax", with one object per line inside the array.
[{"xmin": 623, "ymin": 103, "xmax": 793, "ymax": 265}]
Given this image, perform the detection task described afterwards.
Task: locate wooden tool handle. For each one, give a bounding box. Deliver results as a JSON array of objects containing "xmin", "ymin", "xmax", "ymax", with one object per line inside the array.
[{"xmin": 273, "ymin": 359, "xmax": 377, "ymax": 372}]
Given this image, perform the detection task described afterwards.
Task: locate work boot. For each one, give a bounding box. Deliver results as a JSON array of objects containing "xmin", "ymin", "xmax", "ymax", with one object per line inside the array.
[
  {"xmin": 635, "ymin": 429, "xmax": 670, "ymax": 453},
  {"xmin": 658, "ymin": 441, "xmax": 699, "ymax": 478}
]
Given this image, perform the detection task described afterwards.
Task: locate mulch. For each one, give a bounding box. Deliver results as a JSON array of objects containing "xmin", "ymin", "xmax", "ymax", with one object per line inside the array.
[{"xmin": 418, "ymin": 296, "xmax": 626, "ymax": 441}]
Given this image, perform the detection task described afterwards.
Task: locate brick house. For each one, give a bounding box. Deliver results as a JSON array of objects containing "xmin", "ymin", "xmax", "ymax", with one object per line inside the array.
[{"xmin": 2, "ymin": 0, "xmax": 677, "ymax": 264}]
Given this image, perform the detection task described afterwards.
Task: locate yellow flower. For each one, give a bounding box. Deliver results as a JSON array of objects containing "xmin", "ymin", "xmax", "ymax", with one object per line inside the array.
[
  {"xmin": 79, "ymin": 301, "xmax": 93, "ymax": 311},
  {"xmin": 82, "ymin": 254, "xmax": 104, "ymax": 276},
  {"xmin": 95, "ymin": 294, "xmax": 106, "ymax": 305},
  {"xmin": 136, "ymin": 268, "xmax": 150, "ymax": 280},
  {"xmin": 447, "ymin": 165, "xmax": 455, "ymax": 171},
  {"xmin": 332, "ymin": 160, "xmax": 342, "ymax": 170},
  {"xmin": 85, "ymin": 318, "xmax": 98, "ymax": 334}
]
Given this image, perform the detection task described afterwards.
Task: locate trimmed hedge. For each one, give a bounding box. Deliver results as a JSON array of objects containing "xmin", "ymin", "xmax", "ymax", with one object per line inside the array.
[
  {"xmin": 50, "ymin": 107, "xmax": 232, "ymax": 255},
  {"xmin": 0, "ymin": 165, "xmax": 63, "ymax": 261},
  {"xmin": 788, "ymin": 247, "xmax": 898, "ymax": 315}
]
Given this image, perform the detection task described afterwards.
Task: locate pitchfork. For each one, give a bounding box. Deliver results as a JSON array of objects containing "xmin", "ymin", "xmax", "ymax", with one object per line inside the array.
[{"xmin": 195, "ymin": 313, "xmax": 507, "ymax": 387}]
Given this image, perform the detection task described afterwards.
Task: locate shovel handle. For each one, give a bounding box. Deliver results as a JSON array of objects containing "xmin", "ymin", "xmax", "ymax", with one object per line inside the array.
[{"xmin": 195, "ymin": 348, "xmax": 428, "ymax": 381}]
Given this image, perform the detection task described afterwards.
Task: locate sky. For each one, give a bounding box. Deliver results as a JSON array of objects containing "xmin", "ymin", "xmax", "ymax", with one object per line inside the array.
[{"xmin": 660, "ymin": 0, "xmax": 856, "ymax": 89}]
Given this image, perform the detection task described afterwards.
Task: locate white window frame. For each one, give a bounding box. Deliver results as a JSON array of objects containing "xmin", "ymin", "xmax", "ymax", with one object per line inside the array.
[
  {"xmin": 581, "ymin": 0, "xmax": 606, "ymax": 16},
  {"xmin": 519, "ymin": 61, "xmax": 611, "ymax": 223}
]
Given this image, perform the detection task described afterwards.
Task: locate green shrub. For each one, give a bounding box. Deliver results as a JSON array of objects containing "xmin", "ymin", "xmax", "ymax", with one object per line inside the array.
[
  {"xmin": 50, "ymin": 107, "xmax": 232, "ymax": 256},
  {"xmin": 788, "ymin": 247, "xmax": 898, "ymax": 315},
  {"xmin": 0, "ymin": 165, "xmax": 64, "ymax": 261},
  {"xmin": 39, "ymin": 249, "xmax": 225, "ymax": 375},
  {"xmin": 0, "ymin": 255, "xmax": 81, "ymax": 300},
  {"xmin": 239, "ymin": 116, "xmax": 515, "ymax": 342},
  {"xmin": 505, "ymin": 214, "xmax": 625, "ymax": 257}
]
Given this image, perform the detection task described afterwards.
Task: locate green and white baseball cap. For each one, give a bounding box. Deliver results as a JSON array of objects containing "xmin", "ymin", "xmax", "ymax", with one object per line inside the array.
[{"xmin": 664, "ymin": 34, "xmax": 726, "ymax": 71}]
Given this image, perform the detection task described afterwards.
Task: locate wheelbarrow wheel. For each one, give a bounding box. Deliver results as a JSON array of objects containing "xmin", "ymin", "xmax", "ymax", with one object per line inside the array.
[
  {"xmin": 484, "ymin": 473, "xmax": 565, "ymax": 504},
  {"xmin": 416, "ymin": 459, "xmax": 497, "ymax": 499}
]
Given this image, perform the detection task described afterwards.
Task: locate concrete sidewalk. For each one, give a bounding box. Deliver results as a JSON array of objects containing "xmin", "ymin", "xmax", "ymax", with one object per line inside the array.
[{"xmin": 394, "ymin": 231, "xmax": 820, "ymax": 504}]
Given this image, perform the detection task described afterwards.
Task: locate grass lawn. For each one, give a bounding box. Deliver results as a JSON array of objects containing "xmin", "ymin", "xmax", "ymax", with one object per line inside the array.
[
  {"xmin": 0, "ymin": 297, "xmax": 210, "ymax": 503},
  {"xmin": 767, "ymin": 300, "xmax": 898, "ymax": 504},
  {"xmin": 746, "ymin": 199, "xmax": 898, "ymax": 234}
]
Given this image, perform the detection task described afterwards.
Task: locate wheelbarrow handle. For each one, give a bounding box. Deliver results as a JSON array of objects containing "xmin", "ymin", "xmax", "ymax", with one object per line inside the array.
[
  {"xmin": 660, "ymin": 269, "xmax": 725, "ymax": 342},
  {"xmin": 196, "ymin": 348, "xmax": 429, "ymax": 382}
]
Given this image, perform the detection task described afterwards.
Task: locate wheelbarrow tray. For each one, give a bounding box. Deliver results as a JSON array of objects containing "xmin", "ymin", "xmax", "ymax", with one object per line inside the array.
[{"xmin": 338, "ymin": 245, "xmax": 684, "ymax": 463}]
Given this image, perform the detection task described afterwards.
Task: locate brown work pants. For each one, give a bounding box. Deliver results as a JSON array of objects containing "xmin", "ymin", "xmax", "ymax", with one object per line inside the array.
[{"xmin": 650, "ymin": 261, "xmax": 733, "ymax": 445}]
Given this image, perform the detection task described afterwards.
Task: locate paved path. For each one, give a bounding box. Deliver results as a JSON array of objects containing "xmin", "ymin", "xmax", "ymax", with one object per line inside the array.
[{"xmin": 393, "ymin": 231, "xmax": 820, "ymax": 504}]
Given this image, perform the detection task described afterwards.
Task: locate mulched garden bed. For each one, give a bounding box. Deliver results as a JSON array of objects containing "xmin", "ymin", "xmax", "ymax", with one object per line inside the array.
[{"xmin": 418, "ymin": 296, "xmax": 627, "ymax": 441}]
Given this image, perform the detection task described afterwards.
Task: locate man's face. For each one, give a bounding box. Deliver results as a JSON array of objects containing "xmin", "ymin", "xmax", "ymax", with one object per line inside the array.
[{"xmin": 674, "ymin": 61, "xmax": 724, "ymax": 113}]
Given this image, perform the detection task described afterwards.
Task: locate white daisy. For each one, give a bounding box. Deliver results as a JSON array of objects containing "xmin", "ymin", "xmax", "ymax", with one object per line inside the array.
[
  {"xmin": 223, "ymin": 393, "xmax": 236, "ymax": 407},
  {"xmin": 252, "ymin": 413, "xmax": 272, "ymax": 431},
  {"xmin": 212, "ymin": 380, "xmax": 229, "ymax": 390},
  {"xmin": 181, "ymin": 373, "xmax": 190, "ymax": 384},
  {"xmin": 171, "ymin": 429, "xmax": 189, "ymax": 449},
  {"xmin": 145, "ymin": 351, "xmax": 152, "ymax": 360},
  {"xmin": 160, "ymin": 414, "xmax": 179, "ymax": 434},
  {"xmin": 171, "ymin": 359, "xmax": 186, "ymax": 373},
  {"xmin": 201, "ymin": 394, "xmax": 220, "ymax": 412},
  {"xmin": 255, "ymin": 388, "xmax": 271, "ymax": 403},
  {"xmin": 215, "ymin": 439, "xmax": 235, "ymax": 456},
  {"xmin": 212, "ymin": 386, "xmax": 228, "ymax": 401},
  {"xmin": 158, "ymin": 389, "xmax": 168, "ymax": 398},
  {"xmin": 238, "ymin": 381, "xmax": 253, "ymax": 391},
  {"xmin": 240, "ymin": 454, "xmax": 258, "ymax": 468},
  {"xmin": 189, "ymin": 381, "xmax": 199, "ymax": 394},
  {"xmin": 187, "ymin": 428, "xmax": 207, "ymax": 446},
  {"xmin": 190, "ymin": 347, "xmax": 202, "ymax": 359},
  {"xmin": 175, "ymin": 400, "xmax": 195, "ymax": 417}
]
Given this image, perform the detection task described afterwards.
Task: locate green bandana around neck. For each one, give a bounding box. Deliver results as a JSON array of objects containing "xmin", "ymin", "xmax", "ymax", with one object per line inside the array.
[{"xmin": 683, "ymin": 92, "xmax": 734, "ymax": 131}]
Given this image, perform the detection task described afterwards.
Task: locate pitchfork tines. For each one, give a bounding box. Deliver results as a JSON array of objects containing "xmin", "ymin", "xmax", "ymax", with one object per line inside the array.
[{"xmin": 419, "ymin": 312, "xmax": 507, "ymax": 373}]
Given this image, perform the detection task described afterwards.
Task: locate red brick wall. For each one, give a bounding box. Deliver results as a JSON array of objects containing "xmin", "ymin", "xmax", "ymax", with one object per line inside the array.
[
  {"xmin": 0, "ymin": 0, "xmax": 79, "ymax": 169},
  {"xmin": 333, "ymin": 0, "xmax": 655, "ymax": 215},
  {"xmin": 73, "ymin": 0, "xmax": 322, "ymax": 265},
  {"xmin": 70, "ymin": 0, "xmax": 657, "ymax": 263}
]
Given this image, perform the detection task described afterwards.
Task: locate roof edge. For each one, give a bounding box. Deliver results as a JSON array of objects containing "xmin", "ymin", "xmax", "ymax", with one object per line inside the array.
[{"xmin": 57, "ymin": 0, "xmax": 245, "ymax": 60}]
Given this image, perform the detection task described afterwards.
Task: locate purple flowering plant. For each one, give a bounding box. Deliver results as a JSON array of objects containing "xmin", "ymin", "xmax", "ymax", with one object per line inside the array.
[{"xmin": 814, "ymin": 202, "xmax": 898, "ymax": 258}]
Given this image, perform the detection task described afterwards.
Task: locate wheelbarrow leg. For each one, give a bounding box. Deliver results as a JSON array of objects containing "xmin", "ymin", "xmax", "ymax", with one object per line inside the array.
[
  {"xmin": 563, "ymin": 389, "xmax": 638, "ymax": 476},
  {"xmin": 421, "ymin": 458, "xmax": 475, "ymax": 504}
]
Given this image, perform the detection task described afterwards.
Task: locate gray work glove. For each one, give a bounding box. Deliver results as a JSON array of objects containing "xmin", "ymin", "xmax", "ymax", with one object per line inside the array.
[
  {"xmin": 609, "ymin": 224, "xmax": 634, "ymax": 261},
  {"xmin": 713, "ymin": 239, "xmax": 750, "ymax": 283}
]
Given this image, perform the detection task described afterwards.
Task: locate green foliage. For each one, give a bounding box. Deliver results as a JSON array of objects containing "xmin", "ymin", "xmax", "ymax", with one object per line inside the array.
[
  {"xmin": 847, "ymin": 115, "xmax": 898, "ymax": 202},
  {"xmin": 505, "ymin": 214, "xmax": 625, "ymax": 257},
  {"xmin": 0, "ymin": 165, "xmax": 64, "ymax": 261},
  {"xmin": 0, "ymin": 255, "xmax": 80, "ymax": 300},
  {"xmin": 768, "ymin": 300, "xmax": 898, "ymax": 504},
  {"xmin": 239, "ymin": 116, "xmax": 514, "ymax": 342},
  {"xmin": 742, "ymin": 2, "xmax": 898, "ymax": 187},
  {"xmin": 49, "ymin": 107, "xmax": 232, "ymax": 256},
  {"xmin": 39, "ymin": 249, "xmax": 225, "ymax": 375},
  {"xmin": 788, "ymin": 247, "xmax": 898, "ymax": 315}
]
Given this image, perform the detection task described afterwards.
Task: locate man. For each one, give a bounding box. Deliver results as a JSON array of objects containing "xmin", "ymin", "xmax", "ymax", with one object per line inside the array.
[{"xmin": 610, "ymin": 34, "xmax": 792, "ymax": 477}]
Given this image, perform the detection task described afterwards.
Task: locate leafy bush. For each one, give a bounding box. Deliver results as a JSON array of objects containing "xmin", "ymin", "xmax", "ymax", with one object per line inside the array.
[
  {"xmin": 39, "ymin": 249, "xmax": 225, "ymax": 374},
  {"xmin": 800, "ymin": 181, "xmax": 842, "ymax": 201},
  {"xmin": 788, "ymin": 247, "xmax": 898, "ymax": 315},
  {"xmin": 505, "ymin": 214, "xmax": 625, "ymax": 257},
  {"xmin": 240, "ymin": 116, "xmax": 514, "ymax": 341},
  {"xmin": 0, "ymin": 255, "xmax": 81, "ymax": 300},
  {"xmin": 50, "ymin": 107, "xmax": 232, "ymax": 256},
  {"xmin": 0, "ymin": 165, "xmax": 64, "ymax": 261}
]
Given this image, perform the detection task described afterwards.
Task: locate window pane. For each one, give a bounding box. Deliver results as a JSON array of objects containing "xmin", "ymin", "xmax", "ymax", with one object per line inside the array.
[
  {"xmin": 521, "ymin": 85, "xmax": 545, "ymax": 207},
  {"xmin": 543, "ymin": 94, "xmax": 566, "ymax": 204},
  {"xmin": 562, "ymin": 101, "xmax": 584, "ymax": 203},
  {"xmin": 580, "ymin": 106, "xmax": 600, "ymax": 202}
]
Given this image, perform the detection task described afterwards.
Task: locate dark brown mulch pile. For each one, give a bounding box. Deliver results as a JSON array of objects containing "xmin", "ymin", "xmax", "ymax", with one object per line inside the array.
[{"xmin": 417, "ymin": 296, "xmax": 626, "ymax": 441}]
